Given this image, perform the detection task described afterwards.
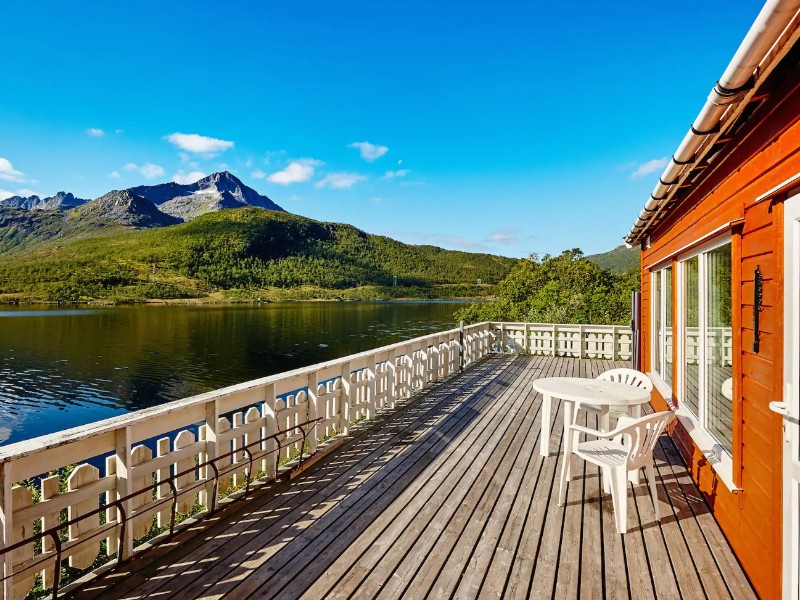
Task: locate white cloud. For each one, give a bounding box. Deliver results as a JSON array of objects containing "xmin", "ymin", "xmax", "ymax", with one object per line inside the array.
[
  {"xmin": 115, "ymin": 129, "xmax": 124, "ymax": 134},
  {"xmin": 268, "ymin": 158, "xmax": 322, "ymax": 185},
  {"xmin": 0, "ymin": 189, "xmax": 13, "ymax": 200},
  {"xmin": 124, "ymin": 162, "xmax": 165, "ymax": 179},
  {"xmin": 85, "ymin": 128, "xmax": 105, "ymax": 137},
  {"xmin": 349, "ymin": 141, "xmax": 388, "ymax": 161},
  {"xmin": 16, "ymin": 188, "xmax": 38, "ymax": 197},
  {"xmin": 251, "ymin": 169, "xmax": 267, "ymax": 179},
  {"xmin": 630, "ymin": 157, "xmax": 669, "ymax": 179},
  {"xmin": 0, "ymin": 158, "xmax": 25, "ymax": 182},
  {"xmin": 488, "ymin": 228, "xmax": 519, "ymax": 244},
  {"xmin": 315, "ymin": 172, "xmax": 368, "ymax": 189},
  {"xmin": 384, "ymin": 169, "xmax": 410, "ymax": 179},
  {"xmin": 245, "ymin": 157, "xmax": 253, "ymax": 168},
  {"xmin": 109, "ymin": 171, "xmax": 122, "ymax": 179},
  {"xmin": 172, "ymin": 171, "xmax": 207, "ymax": 185},
  {"xmin": 165, "ymin": 132, "xmax": 234, "ymax": 155}
]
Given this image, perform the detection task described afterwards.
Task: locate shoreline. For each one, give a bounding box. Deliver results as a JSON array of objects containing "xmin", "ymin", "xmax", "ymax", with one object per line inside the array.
[{"xmin": 0, "ymin": 296, "xmax": 490, "ymax": 308}]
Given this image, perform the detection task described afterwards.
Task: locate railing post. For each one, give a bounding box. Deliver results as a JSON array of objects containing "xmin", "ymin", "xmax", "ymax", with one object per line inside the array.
[
  {"xmin": 408, "ymin": 342, "xmax": 418, "ymax": 392},
  {"xmin": 431, "ymin": 337, "xmax": 440, "ymax": 383},
  {"xmin": 418, "ymin": 345, "xmax": 428, "ymax": 391},
  {"xmin": 201, "ymin": 401, "xmax": 219, "ymax": 512},
  {"xmin": 366, "ymin": 355, "xmax": 377, "ymax": 420},
  {"xmin": 613, "ymin": 326, "xmax": 619, "ymax": 361},
  {"xmin": 114, "ymin": 426, "xmax": 134, "ymax": 561},
  {"xmin": 388, "ymin": 354, "xmax": 398, "ymax": 408},
  {"xmin": 307, "ymin": 374, "xmax": 318, "ymax": 454},
  {"xmin": 552, "ymin": 323, "xmax": 558, "ymax": 357},
  {"xmin": 522, "ymin": 323, "xmax": 530, "ymax": 353},
  {"xmin": 0, "ymin": 461, "xmax": 13, "ymax": 600},
  {"xmin": 340, "ymin": 363, "xmax": 351, "ymax": 434},
  {"xmin": 579, "ymin": 325, "xmax": 585, "ymax": 359},
  {"xmin": 459, "ymin": 321, "xmax": 465, "ymax": 372},
  {"xmin": 263, "ymin": 384, "xmax": 277, "ymax": 479}
]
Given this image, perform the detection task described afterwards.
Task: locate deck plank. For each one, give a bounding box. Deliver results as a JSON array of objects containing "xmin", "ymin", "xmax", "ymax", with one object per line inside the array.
[{"xmin": 75, "ymin": 355, "xmax": 756, "ymax": 600}]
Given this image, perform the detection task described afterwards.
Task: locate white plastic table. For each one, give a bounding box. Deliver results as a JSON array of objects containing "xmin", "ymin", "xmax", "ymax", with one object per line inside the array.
[{"xmin": 532, "ymin": 377, "xmax": 651, "ymax": 458}]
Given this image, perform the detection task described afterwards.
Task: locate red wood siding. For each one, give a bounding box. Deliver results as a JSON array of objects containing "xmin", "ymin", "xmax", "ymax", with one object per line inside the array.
[{"xmin": 639, "ymin": 81, "xmax": 800, "ymax": 599}]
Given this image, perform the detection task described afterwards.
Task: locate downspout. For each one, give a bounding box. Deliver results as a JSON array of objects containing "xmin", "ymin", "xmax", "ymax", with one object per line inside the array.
[{"xmin": 626, "ymin": 0, "xmax": 800, "ymax": 245}]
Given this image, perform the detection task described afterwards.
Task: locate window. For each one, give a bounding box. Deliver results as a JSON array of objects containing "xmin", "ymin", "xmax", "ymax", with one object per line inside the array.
[
  {"xmin": 652, "ymin": 266, "xmax": 673, "ymax": 385},
  {"xmin": 705, "ymin": 244, "xmax": 733, "ymax": 452},
  {"xmin": 679, "ymin": 239, "xmax": 733, "ymax": 453}
]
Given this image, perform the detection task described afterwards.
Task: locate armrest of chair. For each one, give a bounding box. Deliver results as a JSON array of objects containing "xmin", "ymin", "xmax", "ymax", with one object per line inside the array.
[{"xmin": 567, "ymin": 424, "xmax": 615, "ymax": 439}]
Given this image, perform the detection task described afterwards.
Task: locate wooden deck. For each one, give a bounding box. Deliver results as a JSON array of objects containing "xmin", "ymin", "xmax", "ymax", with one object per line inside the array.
[{"xmin": 75, "ymin": 355, "xmax": 756, "ymax": 600}]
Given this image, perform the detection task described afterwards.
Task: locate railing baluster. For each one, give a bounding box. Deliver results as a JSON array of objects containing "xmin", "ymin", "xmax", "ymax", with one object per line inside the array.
[
  {"xmin": 114, "ymin": 426, "xmax": 133, "ymax": 561},
  {"xmin": 201, "ymin": 401, "xmax": 218, "ymax": 517},
  {"xmin": 307, "ymin": 373, "xmax": 319, "ymax": 454},
  {"xmin": 263, "ymin": 384, "xmax": 277, "ymax": 479},
  {"xmin": 340, "ymin": 362, "xmax": 352, "ymax": 434},
  {"xmin": 366, "ymin": 355, "xmax": 377, "ymax": 419}
]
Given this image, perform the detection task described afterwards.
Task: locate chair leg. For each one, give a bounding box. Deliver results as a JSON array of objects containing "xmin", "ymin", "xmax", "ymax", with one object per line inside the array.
[
  {"xmin": 611, "ymin": 468, "xmax": 628, "ymax": 534},
  {"xmin": 602, "ymin": 466, "xmax": 611, "ymax": 495},
  {"xmin": 558, "ymin": 452, "xmax": 569, "ymax": 506},
  {"xmin": 646, "ymin": 463, "xmax": 660, "ymax": 522}
]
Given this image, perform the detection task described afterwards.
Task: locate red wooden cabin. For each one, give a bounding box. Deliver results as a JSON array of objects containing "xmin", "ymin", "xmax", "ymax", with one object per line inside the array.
[{"xmin": 626, "ymin": 2, "xmax": 800, "ymax": 597}]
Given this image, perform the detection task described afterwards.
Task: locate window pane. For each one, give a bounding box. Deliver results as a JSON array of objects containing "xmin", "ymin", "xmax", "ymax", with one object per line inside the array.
[
  {"xmin": 683, "ymin": 257, "xmax": 700, "ymax": 416},
  {"xmin": 705, "ymin": 243, "xmax": 733, "ymax": 452},
  {"xmin": 654, "ymin": 272, "xmax": 661, "ymax": 376},
  {"xmin": 664, "ymin": 266, "xmax": 673, "ymax": 386}
]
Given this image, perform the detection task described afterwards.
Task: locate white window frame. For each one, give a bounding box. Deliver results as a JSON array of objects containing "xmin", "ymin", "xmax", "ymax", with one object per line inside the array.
[
  {"xmin": 675, "ymin": 232, "xmax": 740, "ymax": 492},
  {"xmin": 650, "ymin": 266, "xmax": 672, "ymax": 393}
]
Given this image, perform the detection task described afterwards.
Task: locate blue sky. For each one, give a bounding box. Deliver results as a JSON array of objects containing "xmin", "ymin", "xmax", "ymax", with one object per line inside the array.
[{"xmin": 0, "ymin": 1, "xmax": 761, "ymax": 257}]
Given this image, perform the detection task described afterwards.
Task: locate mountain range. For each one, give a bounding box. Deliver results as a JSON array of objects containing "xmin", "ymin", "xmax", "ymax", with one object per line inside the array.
[
  {"xmin": 0, "ymin": 171, "xmax": 285, "ymax": 252},
  {"xmin": 0, "ymin": 171, "xmax": 283, "ymax": 227}
]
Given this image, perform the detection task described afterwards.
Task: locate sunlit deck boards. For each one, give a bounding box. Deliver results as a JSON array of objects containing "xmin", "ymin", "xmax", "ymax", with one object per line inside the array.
[{"xmin": 76, "ymin": 355, "xmax": 756, "ymax": 600}]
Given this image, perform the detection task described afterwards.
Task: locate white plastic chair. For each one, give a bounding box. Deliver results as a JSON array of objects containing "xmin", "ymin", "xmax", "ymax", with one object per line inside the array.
[
  {"xmin": 576, "ymin": 368, "xmax": 653, "ymax": 428},
  {"xmin": 559, "ymin": 411, "xmax": 674, "ymax": 534}
]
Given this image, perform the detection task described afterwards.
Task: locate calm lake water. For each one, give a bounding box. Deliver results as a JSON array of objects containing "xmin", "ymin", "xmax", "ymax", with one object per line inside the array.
[{"xmin": 0, "ymin": 302, "xmax": 468, "ymax": 446}]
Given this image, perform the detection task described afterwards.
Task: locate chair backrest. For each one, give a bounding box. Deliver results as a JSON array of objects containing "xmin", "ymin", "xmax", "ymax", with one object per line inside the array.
[
  {"xmin": 614, "ymin": 411, "xmax": 673, "ymax": 470},
  {"xmin": 597, "ymin": 368, "xmax": 653, "ymax": 393}
]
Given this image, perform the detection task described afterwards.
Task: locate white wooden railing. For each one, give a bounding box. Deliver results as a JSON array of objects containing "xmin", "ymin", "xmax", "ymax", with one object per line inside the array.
[
  {"xmin": 0, "ymin": 321, "xmax": 631, "ymax": 598},
  {"xmin": 683, "ymin": 327, "xmax": 733, "ymax": 366},
  {"xmin": 492, "ymin": 322, "xmax": 633, "ymax": 360}
]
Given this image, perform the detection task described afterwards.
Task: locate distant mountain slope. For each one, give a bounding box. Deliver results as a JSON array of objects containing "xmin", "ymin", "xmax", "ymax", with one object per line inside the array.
[
  {"xmin": 0, "ymin": 190, "xmax": 183, "ymax": 253},
  {"xmin": 0, "ymin": 208, "xmax": 517, "ymax": 302},
  {"xmin": 585, "ymin": 244, "xmax": 640, "ymax": 273},
  {"xmin": 0, "ymin": 207, "xmax": 68, "ymax": 251},
  {"xmin": 0, "ymin": 191, "xmax": 89, "ymax": 211},
  {"xmin": 70, "ymin": 190, "xmax": 181, "ymax": 228},
  {"xmin": 129, "ymin": 171, "xmax": 283, "ymax": 220}
]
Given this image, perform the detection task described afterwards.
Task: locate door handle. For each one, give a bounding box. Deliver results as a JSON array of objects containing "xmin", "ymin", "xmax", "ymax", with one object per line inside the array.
[{"xmin": 769, "ymin": 401, "xmax": 789, "ymax": 416}]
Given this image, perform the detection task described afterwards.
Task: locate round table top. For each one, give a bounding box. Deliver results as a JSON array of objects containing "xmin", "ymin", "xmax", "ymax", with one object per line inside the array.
[{"xmin": 532, "ymin": 377, "xmax": 650, "ymax": 406}]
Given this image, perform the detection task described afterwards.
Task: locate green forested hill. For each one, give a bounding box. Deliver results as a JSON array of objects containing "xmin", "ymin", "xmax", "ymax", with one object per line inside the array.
[
  {"xmin": 585, "ymin": 244, "xmax": 640, "ymax": 273},
  {"xmin": 0, "ymin": 208, "xmax": 517, "ymax": 302}
]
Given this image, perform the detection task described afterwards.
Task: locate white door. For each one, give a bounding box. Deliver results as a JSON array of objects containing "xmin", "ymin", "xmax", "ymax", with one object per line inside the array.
[{"xmin": 780, "ymin": 191, "xmax": 800, "ymax": 599}]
